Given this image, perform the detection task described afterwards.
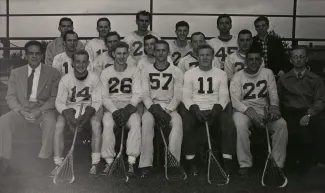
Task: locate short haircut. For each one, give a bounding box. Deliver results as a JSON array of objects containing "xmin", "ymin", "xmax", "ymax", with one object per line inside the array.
[
  {"xmin": 97, "ymin": 17, "xmax": 111, "ymax": 27},
  {"xmin": 144, "ymin": 34, "xmax": 158, "ymax": 43},
  {"xmin": 136, "ymin": 10, "xmax": 151, "ymax": 21},
  {"xmin": 59, "ymin": 17, "xmax": 73, "ymax": 26},
  {"xmin": 191, "ymin": 32, "xmax": 206, "ymax": 41},
  {"xmin": 155, "ymin": 40, "xmax": 170, "ymax": 51},
  {"xmin": 63, "ymin": 30, "xmax": 78, "ymax": 41},
  {"xmin": 291, "ymin": 45, "xmax": 308, "ymax": 57},
  {"xmin": 254, "ymin": 16, "xmax": 269, "ymax": 26},
  {"xmin": 111, "ymin": 41, "xmax": 129, "ymax": 52},
  {"xmin": 24, "ymin": 40, "xmax": 43, "ymax": 54},
  {"xmin": 217, "ymin": 14, "xmax": 232, "ymax": 25},
  {"xmin": 73, "ymin": 50, "xmax": 89, "ymax": 61},
  {"xmin": 238, "ymin": 29, "xmax": 252, "ymax": 38},
  {"xmin": 175, "ymin": 21, "xmax": 189, "ymax": 30},
  {"xmin": 246, "ymin": 42, "xmax": 263, "ymax": 58},
  {"xmin": 106, "ymin": 31, "xmax": 121, "ymax": 41},
  {"xmin": 197, "ymin": 44, "xmax": 215, "ymax": 56}
]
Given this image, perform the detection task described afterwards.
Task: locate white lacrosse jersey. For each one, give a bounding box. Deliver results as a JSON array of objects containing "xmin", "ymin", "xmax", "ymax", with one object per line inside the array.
[
  {"xmin": 85, "ymin": 38, "xmax": 108, "ymax": 62},
  {"xmin": 169, "ymin": 40, "xmax": 192, "ymax": 66},
  {"xmin": 92, "ymin": 52, "xmax": 137, "ymax": 76},
  {"xmin": 183, "ymin": 67, "xmax": 229, "ymax": 111},
  {"xmin": 52, "ymin": 52, "xmax": 93, "ymax": 77},
  {"xmin": 208, "ymin": 36, "xmax": 238, "ymax": 69},
  {"xmin": 142, "ymin": 63, "xmax": 183, "ymax": 111},
  {"xmin": 230, "ymin": 67, "xmax": 279, "ymax": 115},
  {"xmin": 123, "ymin": 31, "xmax": 160, "ymax": 62},
  {"xmin": 177, "ymin": 53, "xmax": 221, "ymax": 73},
  {"xmin": 100, "ymin": 65, "xmax": 141, "ymax": 113},
  {"xmin": 225, "ymin": 50, "xmax": 266, "ymax": 81},
  {"xmin": 56, "ymin": 71, "xmax": 102, "ymax": 118}
]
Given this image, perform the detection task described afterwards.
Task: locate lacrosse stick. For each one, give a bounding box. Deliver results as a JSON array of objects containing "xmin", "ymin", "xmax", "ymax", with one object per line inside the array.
[
  {"xmin": 108, "ymin": 126, "xmax": 129, "ymax": 182},
  {"xmin": 205, "ymin": 121, "xmax": 229, "ymax": 185},
  {"xmin": 261, "ymin": 107, "xmax": 288, "ymax": 188},
  {"xmin": 158, "ymin": 125, "xmax": 187, "ymax": 180},
  {"xmin": 53, "ymin": 103, "xmax": 84, "ymax": 184}
]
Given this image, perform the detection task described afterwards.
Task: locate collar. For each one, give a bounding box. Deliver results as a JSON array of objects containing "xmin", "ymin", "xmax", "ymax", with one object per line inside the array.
[
  {"xmin": 257, "ymin": 35, "xmax": 268, "ymax": 43},
  {"xmin": 28, "ymin": 63, "xmax": 41, "ymax": 73},
  {"xmin": 293, "ymin": 68, "xmax": 306, "ymax": 78},
  {"xmin": 236, "ymin": 50, "xmax": 246, "ymax": 60}
]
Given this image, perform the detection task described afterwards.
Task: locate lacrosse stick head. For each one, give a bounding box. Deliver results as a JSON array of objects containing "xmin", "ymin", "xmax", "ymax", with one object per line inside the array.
[
  {"xmin": 163, "ymin": 147, "xmax": 187, "ymax": 180},
  {"xmin": 261, "ymin": 155, "xmax": 288, "ymax": 188},
  {"xmin": 53, "ymin": 153, "xmax": 75, "ymax": 184},
  {"xmin": 207, "ymin": 150, "xmax": 230, "ymax": 186},
  {"xmin": 108, "ymin": 152, "xmax": 129, "ymax": 182}
]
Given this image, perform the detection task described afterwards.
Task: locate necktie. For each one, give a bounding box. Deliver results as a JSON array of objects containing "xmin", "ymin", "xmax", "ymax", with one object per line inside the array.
[
  {"xmin": 27, "ymin": 69, "xmax": 35, "ymax": 100},
  {"xmin": 298, "ymin": 72, "xmax": 302, "ymax": 80}
]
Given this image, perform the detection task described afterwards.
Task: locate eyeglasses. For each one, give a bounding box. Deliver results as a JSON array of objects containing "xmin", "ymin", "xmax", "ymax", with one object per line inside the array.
[{"xmin": 26, "ymin": 52, "xmax": 42, "ymax": 56}]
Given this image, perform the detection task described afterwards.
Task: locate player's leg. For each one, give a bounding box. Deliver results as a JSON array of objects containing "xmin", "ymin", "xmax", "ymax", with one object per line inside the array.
[
  {"xmin": 125, "ymin": 112, "xmax": 141, "ymax": 176},
  {"xmin": 267, "ymin": 118, "xmax": 288, "ymax": 169},
  {"xmin": 38, "ymin": 111, "xmax": 57, "ymax": 159},
  {"xmin": 51, "ymin": 114, "xmax": 66, "ymax": 176},
  {"xmin": 168, "ymin": 111, "xmax": 183, "ymax": 163},
  {"xmin": 213, "ymin": 110, "xmax": 237, "ymax": 175},
  {"xmin": 101, "ymin": 111, "xmax": 116, "ymax": 175},
  {"xmin": 139, "ymin": 110, "xmax": 155, "ymax": 177},
  {"xmin": 233, "ymin": 111, "xmax": 253, "ymax": 175},
  {"xmin": 89, "ymin": 109, "xmax": 103, "ymax": 175},
  {"xmin": 181, "ymin": 106, "xmax": 200, "ymax": 176}
]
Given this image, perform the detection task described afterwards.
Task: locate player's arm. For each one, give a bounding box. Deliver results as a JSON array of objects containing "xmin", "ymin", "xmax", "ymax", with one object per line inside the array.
[
  {"xmin": 212, "ymin": 57, "xmax": 222, "ymax": 69},
  {"xmin": 182, "ymin": 72, "xmax": 194, "ymax": 110},
  {"xmin": 90, "ymin": 75, "xmax": 102, "ymax": 112},
  {"xmin": 218, "ymin": 71, "xmax": 230, "ymax": 109},
  {"xmin": 166, "ymin": 68, "xmax": 183, "ymax": 111},
  {"xmin": 55, "ymin": 78, "xmax": 70, "ymax": 114},
  {"xmin": 130, "ymin": 68, "xmax": 142, "ymax": 106},
  {"xmin": 45, "ymin": 43, "xmax": 54, "ymax": 66},
  {"xmin": 100, "ymin": 72, "xmax": 118, "ymax": 113},
  {"xmin": 224, "ymin": 56, "xmax": 234, "ymax": 81},
  {"xmin": 52, "ymin": 55, "xmax": 62, "ymax": 75},
  {"xmin": 177, "ymin": 57, "xmax": 186, "ymax": 73},
  {"xmin": 267, "ymin": 70, "xmax": 279, "ymax": 107},
  {"xmin": 85, "ymin": 42, "xmax": 95, "ymax": 62},
  {"xmin": 230, "ymin": 78, "xmax": 248, "ymax": 113},
  {"xmin": 141, "ymin": 69, "xmax": 154, "ymax": 109}
]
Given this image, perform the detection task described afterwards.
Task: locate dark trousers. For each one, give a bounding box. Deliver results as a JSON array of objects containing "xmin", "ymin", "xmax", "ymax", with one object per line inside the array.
[
  {"xmin": 282, "ymin": 107, "xmax": 325, "ymax": 165},
  {"xmin": 179, "ymin": 103, "xmax": 236, "ymax": 156}
]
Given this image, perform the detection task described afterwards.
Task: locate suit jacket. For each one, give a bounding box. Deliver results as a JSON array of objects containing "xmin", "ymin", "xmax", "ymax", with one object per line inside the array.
[
  {"xmin": 6, "ymin": 63, "xmax": 61, "ymax": 113},
  {"xmin": 253, "ymin": 35, "xmax": 291, "ymax": 75}
]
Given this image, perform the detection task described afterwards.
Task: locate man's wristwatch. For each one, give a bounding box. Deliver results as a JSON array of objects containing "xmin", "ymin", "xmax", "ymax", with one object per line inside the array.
[{"xmin": 306, "ymin": 113, "xmax": 311, "ymax": 118}]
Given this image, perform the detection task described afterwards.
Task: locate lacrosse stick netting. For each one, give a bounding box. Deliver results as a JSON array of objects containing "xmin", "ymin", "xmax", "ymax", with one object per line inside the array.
[{"xmin": 53, "ymin": 103, "xmax": 84, "ymax": 184}]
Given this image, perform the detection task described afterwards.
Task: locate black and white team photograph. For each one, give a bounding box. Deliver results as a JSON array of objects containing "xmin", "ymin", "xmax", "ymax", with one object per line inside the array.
[{"xmin": 0, "ymin": 0, "xmax": 324, "ymax": 192}]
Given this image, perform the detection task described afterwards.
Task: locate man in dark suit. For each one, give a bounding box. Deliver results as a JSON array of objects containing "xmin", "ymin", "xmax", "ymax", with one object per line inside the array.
[
  {"xmin": 0, "ymin": 41, "xmax": 60, "ymax": 175},
  {"xmin": 253, "ymin": 16, "xmax": 291, "ymax": 77}
]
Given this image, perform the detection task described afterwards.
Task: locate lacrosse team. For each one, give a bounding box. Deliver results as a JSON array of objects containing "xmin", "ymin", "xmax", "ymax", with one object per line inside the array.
[{"xmin": 1, "ymin": 10, "xmax": 325, "ymax": 188}]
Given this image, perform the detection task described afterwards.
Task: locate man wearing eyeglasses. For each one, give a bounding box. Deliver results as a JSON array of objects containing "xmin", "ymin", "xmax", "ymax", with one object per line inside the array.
[
  {"xmin": 0, "ymin": 41, "xmax": 60, "ymax": 176},
  {"xmin": 278, "ymin": 46, "xmax": 325, "ymax": 174}
]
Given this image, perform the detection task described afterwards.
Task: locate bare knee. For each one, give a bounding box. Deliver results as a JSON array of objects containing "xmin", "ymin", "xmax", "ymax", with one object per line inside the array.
[
  {"xmin": 55, "ymin": 115, "xmax": 65, "ymax": 135},
  {"xmin": 91, "ymin": 117, "xmax": 102, "ymax": 137}
]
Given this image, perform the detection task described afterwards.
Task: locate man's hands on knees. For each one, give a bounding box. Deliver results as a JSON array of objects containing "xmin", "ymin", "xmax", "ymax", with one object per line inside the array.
[
  {"xmin": 76, "ymin": 106, "xmax": 96, "ymax": 132},
  {"xmin": 244, "ymin": 107, "xmax": 265, "ymax": 129},
  {"xmin": 207, "ymin": 104, "xmax": 223, "ymax": 125},
  {"xmin": 62, "ymin": 108, "xmax": 78, "ymax": 132},
  {"xmin": 189, "ymin": 104, "xmax": 206, "ymax": 122},
  {"xmin": 121, "ymin": 104, "xmax": 137, "ymax": 122},
  {"xmin": 149, "ymin": 104, "xmax": 171, "ymax": 126}
]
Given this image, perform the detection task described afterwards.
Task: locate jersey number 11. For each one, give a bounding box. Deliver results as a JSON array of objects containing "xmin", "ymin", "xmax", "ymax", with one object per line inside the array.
[{"xmin": 198, "ymin": 77, "xmax": 213, "ymax": 94}]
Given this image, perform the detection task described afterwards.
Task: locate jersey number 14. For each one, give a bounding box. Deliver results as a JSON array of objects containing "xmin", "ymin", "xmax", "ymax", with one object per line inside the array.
[{"xmin": 70, "ymin": 86, "xmax": 90, "ymax": 102}]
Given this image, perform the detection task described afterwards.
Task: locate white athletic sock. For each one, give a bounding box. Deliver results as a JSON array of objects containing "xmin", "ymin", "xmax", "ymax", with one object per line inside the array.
[
  {"xmin": 91, "ymin": 153, "xmax": 101, "ymax": 165},
  {"xmin": 105, "ymin": 157, "xmax": 114, "ymax": 164},
  {"xmin": 54, "ymin": 157, "xmax": 63, "ymax": 165},
  {"xmin": 222, "ymin": 154, "xmax": 232, "ymax": 160},
  {"xmin": 185, "ymin": 155, "xmax": 195, "ymax": 160},
  {"xmin": 128, "ymin": 156, "xmax": 136, "ymax": 165}
]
